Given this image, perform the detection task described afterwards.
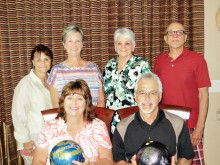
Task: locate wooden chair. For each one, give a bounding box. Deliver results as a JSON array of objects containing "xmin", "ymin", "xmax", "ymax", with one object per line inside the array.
[
  {"xmin": 116, "ymin": 104, "xmax": 191, "ymax": 121},
  {"xmin": 117, "ymin": 106, "xmax": 139, "ymax": 119},
  {"xmin": 41, "ymin": 107, "xmax": 115, "ymax": 135},
  {"xmin": 41, "ymin": 105, "xmax": 191, "ymax": 135},
  {"xmin": 2, "ymin": 122, "xmax": 23, "ymax": 165},
  {"xmin": 41, "ymin": 108, "xmax": 59, "ymax": 122},
  {"xmin": 94, "ymin": 107, "xmax": 115, "ymax": 135},
  {"xmin": 159, "ymin": 104, "xmax": 191, "ymax": 120}
]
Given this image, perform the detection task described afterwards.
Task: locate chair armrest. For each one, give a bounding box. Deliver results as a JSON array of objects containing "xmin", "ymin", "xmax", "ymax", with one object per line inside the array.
[
  {"xmin": 159, "ymin": 104, "xmax": 191, "ymax": 120},
  {"xmin": 41, "ymin": 108, "xmax": 58, "ymax": 121}
]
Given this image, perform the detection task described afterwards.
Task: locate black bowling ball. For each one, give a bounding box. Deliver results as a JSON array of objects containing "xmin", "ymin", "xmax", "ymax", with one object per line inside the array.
[{"xmin": 136, "ymin": 141, "xmax": 171, "ymax": 165}]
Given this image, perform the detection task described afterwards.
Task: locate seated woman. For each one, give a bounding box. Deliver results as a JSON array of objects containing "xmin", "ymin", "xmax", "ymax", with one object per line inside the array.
[{"xmin": 32, "ymin": 79, "xmax": 113, "ymax": 165}]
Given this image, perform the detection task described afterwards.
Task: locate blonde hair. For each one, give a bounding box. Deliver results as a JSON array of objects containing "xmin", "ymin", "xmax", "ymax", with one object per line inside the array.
[{"xmin": 62, "ymin": 22, "xmax": 84, "ymax": 42}]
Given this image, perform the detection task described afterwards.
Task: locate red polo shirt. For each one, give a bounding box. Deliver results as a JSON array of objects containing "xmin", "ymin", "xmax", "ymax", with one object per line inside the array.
[{"xmin": 154, "ymin": 48, "xmax": 211, "ymax": 127}]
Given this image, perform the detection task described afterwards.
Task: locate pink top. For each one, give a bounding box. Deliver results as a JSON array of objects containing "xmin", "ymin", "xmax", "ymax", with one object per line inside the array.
[{"xmin": 36, "ymin": 118, "xmax": 112, "ymax": 164}]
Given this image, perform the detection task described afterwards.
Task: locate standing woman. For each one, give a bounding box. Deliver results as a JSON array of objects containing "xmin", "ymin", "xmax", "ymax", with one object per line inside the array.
[
  {"xmin": 12, "ymin": 44, "xmax": 53, "ymax": 164},
  {"xmin": 103, "ymin": 28, "xmax": 151, "ymax": 133},
  {"xmin": 47, "ymin": 22, "xmax": 105, "ymax": 108}
]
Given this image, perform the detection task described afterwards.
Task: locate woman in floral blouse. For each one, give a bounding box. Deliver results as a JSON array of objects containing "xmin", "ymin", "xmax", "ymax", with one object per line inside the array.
[
  {"xmin": 103, "ymin": 27, "xmax": 151, "ymax": 133},
  {"xmin": 32, "ymin": 79, "xmax": 113, "ymax": 165}
]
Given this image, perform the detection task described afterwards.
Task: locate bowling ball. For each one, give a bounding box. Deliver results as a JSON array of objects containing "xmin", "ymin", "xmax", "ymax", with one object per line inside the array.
[
  {"xmin": 136, "ymin": 141, "xmax": 171, "ymax": 165},
  {"xmin": 50, "ymin": 140, "xmax": 85, "ymax": 165}
]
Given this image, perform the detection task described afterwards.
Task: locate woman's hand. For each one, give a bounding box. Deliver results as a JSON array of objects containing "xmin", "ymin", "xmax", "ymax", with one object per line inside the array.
[
  {"xmin": 72, "ymin": 153, "xmax": 90, "ymax": 165},
  {"xmin": 23, "ymin": 140, "xmax": 35, "ymax": 155}
]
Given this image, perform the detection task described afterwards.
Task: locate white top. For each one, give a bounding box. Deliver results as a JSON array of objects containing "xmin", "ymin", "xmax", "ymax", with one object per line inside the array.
[{"xmin": 12, "ymin": 69, "xmax": 52, "ymax": 150}]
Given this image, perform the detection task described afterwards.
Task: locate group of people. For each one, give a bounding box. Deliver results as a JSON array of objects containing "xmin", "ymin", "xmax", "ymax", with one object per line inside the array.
[{"xmin": 11, "ymin": 21, "xmax": 210, "ymax": 165}]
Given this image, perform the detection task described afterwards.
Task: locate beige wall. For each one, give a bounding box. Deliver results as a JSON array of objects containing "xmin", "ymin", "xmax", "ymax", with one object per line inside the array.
[{"xmin": 204, "ymin": 0, "xmax": 220, "ymax": 164}]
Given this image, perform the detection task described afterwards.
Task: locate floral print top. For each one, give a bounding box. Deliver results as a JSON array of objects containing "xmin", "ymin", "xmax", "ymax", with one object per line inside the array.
[
  {"xmin": 103, "ymin": 56, "xmax": 151, "ymax": 110},
  {"xmin": 36, "ymin": 118, "xmax": 112, "ymax": 165}
]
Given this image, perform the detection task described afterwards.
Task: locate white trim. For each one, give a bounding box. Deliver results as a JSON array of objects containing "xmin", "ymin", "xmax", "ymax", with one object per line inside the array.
[{"xmin": 209, "ymin": 80, "xmax": 220, "ymax": 92}]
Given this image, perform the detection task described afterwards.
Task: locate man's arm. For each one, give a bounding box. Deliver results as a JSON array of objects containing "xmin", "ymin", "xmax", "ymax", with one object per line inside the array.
[
  {"xmin": 115, "ymin": 160, "xmax": 132, "ymax": 165},
  {"xmin": 177, "ymin": 122, "xmax": 195, "ymax": 162},
  {"xmin": 112, "ymin": 128, "xmax": 128, "ymax": 163},
  {"xmin": 191, "ymin": 87, "xmax": 209, "ymax": 146},
  {"xmin": 177, "ymin": 158, "xmax": 192, "ymax": 165}
]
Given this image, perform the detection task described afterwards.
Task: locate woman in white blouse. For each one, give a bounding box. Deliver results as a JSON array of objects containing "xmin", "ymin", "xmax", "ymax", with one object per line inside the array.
[{"xmin": 11, "ymin": 44, "xmax": 53, "ymax": 165}]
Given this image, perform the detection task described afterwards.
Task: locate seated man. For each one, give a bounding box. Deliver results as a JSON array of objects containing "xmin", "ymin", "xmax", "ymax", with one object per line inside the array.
[{"xmin": 112, "ymin": 72, "xmax": 194, "ymax": 165}]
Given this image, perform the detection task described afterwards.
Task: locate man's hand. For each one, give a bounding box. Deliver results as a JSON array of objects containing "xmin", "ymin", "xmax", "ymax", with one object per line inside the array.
[
  {"xmin": 190, "ymin": 127, "xmax": 203, "ymax": 146},
  {"xmin": 131, "ymin": 155, "xmax": 137, "ymax": 165},
  {"xmin": 171, "ymin": 156, "xmax": 176, "ymax": 165}
]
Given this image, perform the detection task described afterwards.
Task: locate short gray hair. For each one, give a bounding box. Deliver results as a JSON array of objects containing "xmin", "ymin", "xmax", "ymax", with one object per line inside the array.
[
  {"xmin": 134, "ymin": 72, "xmax": 163, "ymax": 94},
  {"xmin": 62, "ymin": 22, "xmax": 84, "ymax": 42},
  {"xmin": 114, "ymin": 27, "xmax": 135, "ymax": 45}
]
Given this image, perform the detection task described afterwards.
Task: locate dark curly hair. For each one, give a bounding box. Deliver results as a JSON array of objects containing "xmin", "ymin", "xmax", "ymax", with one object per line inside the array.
[{"xmin": 56, "ymin": 79, "xmax": 95, "ymax": 122}]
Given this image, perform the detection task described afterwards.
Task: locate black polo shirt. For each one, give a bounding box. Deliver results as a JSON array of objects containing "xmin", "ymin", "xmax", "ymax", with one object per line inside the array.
[{"xmin": 112, "ymin": 109, "xmax": 194, "ymax": 163}]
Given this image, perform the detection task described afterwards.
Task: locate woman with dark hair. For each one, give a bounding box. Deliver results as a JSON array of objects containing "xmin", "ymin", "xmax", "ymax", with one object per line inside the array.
[
  {"xmin": 12, "ymin": 44, "xmax": 53, "ymax": 164},
  {"xmin": 32, "ymin": 79, "xmax": 113, "ymax": 165}
]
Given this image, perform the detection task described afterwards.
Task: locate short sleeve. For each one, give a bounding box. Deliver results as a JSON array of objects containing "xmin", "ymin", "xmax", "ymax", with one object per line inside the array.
[
  {"xmin": 177, "ymin": 123, "xmax": 195, "ymax": 159},
  {"xmin": 195, "ymin": 56, "xmax": 211, "ymax": 88},
  {"xmin": 93, "ymin": 62, "xmax": 104, "ymax": 84},
  {"xmin": 36, "ymin": 121, "xmax": 51, "ymax": 148},
  {"xmin": 112, "ymin": 128, "xmax": 126, "ymax": 162},
  {"xmin": 93, "ymin": 119, "xmax": 112, "ymax": 149},
  {"xmin": 47, "ymin": 65, "xmax": 58, "ymax": 87}
]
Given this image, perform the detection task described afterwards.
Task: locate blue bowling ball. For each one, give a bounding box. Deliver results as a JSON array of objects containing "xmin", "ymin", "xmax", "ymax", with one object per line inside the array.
[
  {"xmin": 50, "ymin": 140, "xmax": 85, "ymax": 165},
  {"xmin": 136, "ymin": 141, "xmax": 171, "ymax": 165}
]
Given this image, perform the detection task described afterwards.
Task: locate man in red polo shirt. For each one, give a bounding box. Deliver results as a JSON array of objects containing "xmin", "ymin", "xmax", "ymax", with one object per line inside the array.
[{"xmin": 154, "ymin": 22, "xmax": 211, "ymax": 165}]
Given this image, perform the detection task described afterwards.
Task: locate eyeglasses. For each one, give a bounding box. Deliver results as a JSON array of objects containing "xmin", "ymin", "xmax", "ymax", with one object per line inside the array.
[
  {"xmin": 166, "ymin": 30, "xmax": 186, "ymax": 36},
  {"xmin": 136, "ymin": 90, "xmax": 159, "ymax": 97}
]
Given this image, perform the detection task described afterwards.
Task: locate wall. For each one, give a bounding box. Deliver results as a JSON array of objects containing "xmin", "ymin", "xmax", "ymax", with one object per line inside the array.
[{"xmin": 204, "ymin": 0, "xmax": 220, "ymax": 164}]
